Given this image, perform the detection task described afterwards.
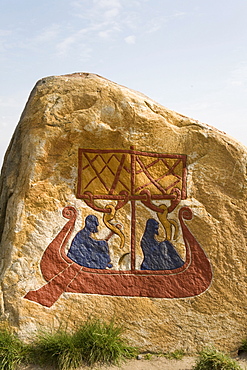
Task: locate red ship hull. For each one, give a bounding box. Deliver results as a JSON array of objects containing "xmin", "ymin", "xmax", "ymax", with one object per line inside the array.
[{"xmin": 24, "ymin": 206, "xmax": 212, "ymax": 307}]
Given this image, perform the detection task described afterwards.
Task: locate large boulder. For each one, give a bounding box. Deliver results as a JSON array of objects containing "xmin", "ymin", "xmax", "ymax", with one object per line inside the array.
[{"xmin": 0, "ymin": 72, "xmax": 246, "ymax": 352}]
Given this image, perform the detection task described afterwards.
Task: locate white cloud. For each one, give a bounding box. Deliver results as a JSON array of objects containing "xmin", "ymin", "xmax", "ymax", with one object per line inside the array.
[
  {"xmin": 0, "ymin": 29, "xmax": 12, "ymax": 53},
  {"xmin": 173, "ymin": 11, "xmax": 186, "ymax": 18},
  {"xmin": 93, "ymin": 0, "xmax": 121, "ymax": 10},
  {"xmin": 104, "ymin": 7, "xmax": 120, "ymax": 19},
  {"xmin": 145, "ymin": 17, "xmax": 164, "ymax": 34},
  {"xmin": 56, "ymin": 35, "xmax": 76, "ymax": 56},
  {"xmin": 55, "ymin": 0, "xmax": 125, "ymax": 56},
  {"xmin": 4, "ymin": 0, "xmax": 186, "ymax": 60},
  {"xmin": 0, "ymin": 29, "xmax": 11, "ymax": 38},
  {"xmin": 0, "ymin": 24, "xmax": 61, "ymax": 54},
  {"xmin": 56, "ymin": 27, "xmax": 94, "ymax": 60},
  {"xmin": 34, "ymin": 24, "xmax": 60, "ymax": 44},
  {"xmin": 229, "ymin": 63, "xmax": 247, "ymax": 88},
  {"xmin": 55, "ymin": 21, "xmax": 111, "ymax": 56},
  {"xmin": 124, "ymin": 35, "xmax": 136, "ymax": 44},
  {"xmin": 231, "ymin": 80, "xmax": 243, "ymax": 87},
  {"xmin": 145, "ymin": 11, "xmax": 187, "ymax": 34},
  {"xmin": 72, "ymin": 0, "xmax": 122, "ymax": 21},
  {"xmin": 98, "ymin": 30, "xmax": 113, "ymax": 39}
]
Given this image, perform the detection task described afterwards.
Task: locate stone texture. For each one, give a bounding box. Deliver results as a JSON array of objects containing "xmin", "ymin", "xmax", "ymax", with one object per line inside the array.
[{"xmin": 0, "ymin": 72, "xmax": 246, "ymax": 353}]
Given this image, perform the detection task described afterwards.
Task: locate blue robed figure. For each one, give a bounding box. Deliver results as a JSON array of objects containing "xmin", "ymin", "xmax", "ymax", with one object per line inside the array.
[
  {"xmin": 140, "ymin": 218, "xmax": 184, "ymax": 270},
  {"xmin": 67, "ymin": 214, "xmax": 112, "ymax": 269}
]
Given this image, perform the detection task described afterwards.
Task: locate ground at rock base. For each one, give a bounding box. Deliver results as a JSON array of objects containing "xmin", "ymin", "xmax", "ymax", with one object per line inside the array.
[{"xmin": 19, "ymin": 353, "xmax": 247, "ymax": 370}]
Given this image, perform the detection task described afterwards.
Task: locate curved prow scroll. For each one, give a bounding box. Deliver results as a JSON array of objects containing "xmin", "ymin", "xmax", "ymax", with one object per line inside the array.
[
  {"xmin": 24, "ymin": 207, "xmax": 81, "ymax": 308},
  {"xmin": 40, "ymin": 206, "xmax": 77, "ymax": 281},
  {"xmin": 178, "ymin": 207, "xmax": 213, "ymax": 295}
]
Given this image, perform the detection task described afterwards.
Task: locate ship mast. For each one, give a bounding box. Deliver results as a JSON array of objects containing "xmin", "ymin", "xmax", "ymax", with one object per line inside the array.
[{"xmin": 130, "ymin": 146, "xmax": 136, "ymax": 271}]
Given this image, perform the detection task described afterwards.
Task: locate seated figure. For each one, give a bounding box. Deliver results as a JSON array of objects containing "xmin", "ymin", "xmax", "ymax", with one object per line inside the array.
[
  {"xmin": 67, "ymin": 214, "xmax": 112, "ymax": 269},
  {"xmin": 140, "ymin": 218, "xmax": 184, "ymax": 270}
]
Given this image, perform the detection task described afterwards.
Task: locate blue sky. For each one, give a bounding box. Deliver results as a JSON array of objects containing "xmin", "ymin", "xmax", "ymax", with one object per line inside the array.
[{"xmin": 1, "ymin": 0, "xmax": 247, "ymax": 166}]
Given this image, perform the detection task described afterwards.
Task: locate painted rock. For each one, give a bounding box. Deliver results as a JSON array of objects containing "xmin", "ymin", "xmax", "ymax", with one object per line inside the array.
[{"xmin": 0, "ymin": 73, "xmax": 246, "ymax": 353}]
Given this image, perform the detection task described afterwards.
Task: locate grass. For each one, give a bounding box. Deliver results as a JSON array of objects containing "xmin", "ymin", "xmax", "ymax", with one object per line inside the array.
[
  {"xmin": 163, "ymin": 349, "xmax": 185, "ymax": 360},
  {"xmin": 0, "ymin": 323, "xmax": 245, "ymax": 370},
  {"xmin": 143, "ymin": 349, "xmax": 185, "ymax": 360},
  {"xmin": 238, "ymin": 338, "xmax": 247, "ymax": 353},
  {"xmin": 143, "ymin": 353, "xmax": 153, "ymax": 360},
  {"xmin": 30, "ymin": 318, "xmax": 137, "ymax": 369},
  {"xmin": 0, "ymin": 328, "xmax": 28, "ymax": 370},
  {"xmin": 143, "ymin": 349, "xmax": 185, "ymax": 361},
  {"xmin": 193, "ymin": 347, "xmax": 242, "ymax": 370}
]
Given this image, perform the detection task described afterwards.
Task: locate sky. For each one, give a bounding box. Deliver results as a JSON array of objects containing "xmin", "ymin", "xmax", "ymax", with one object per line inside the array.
[{"xmin": 1, "ymin": 0, "xmax": 247, "ymax": 167}]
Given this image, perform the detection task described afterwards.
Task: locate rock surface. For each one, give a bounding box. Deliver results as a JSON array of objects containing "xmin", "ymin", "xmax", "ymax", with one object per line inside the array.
[{"xmin": 0, "ymin": 72, "xmax": 247, "ymax": 353}]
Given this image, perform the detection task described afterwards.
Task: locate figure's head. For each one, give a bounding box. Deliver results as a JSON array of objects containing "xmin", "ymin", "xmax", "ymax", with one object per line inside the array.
[
  {"xmin": 145, "ymin": 218, "xmax": 159, "ymax": 236},
  {"xmin": 85, "ymin": 214, "xmax": 99, "ymax": 233}
]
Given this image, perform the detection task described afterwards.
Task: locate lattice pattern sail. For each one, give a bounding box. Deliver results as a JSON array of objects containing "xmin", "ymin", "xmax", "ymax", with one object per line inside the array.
[{"xmin": 77, "ymin": 148, "xmax": 187, "ymax": 200}]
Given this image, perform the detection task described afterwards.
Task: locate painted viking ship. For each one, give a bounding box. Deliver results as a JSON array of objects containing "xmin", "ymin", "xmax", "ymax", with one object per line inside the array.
[{"xmin": 25, "ymin": 148, "xmax": 212, "ymax": 307}]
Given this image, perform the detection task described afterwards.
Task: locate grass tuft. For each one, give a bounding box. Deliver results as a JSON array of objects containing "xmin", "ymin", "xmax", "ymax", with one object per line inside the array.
[
  {"xmin": 29, "ymin": 329, "xmax": 81, "ymax": 370},
  {"xmin": 193, "ymin": 347, "xmax": 242, "ymax": 370},
  {"xmin": 163, "ymin": 349, "xmax": 185, "ymax": 360},
  {"xmin": 238, "ymin": 338, "xmax": 247, "ymax": 353},
  {"xmin": 73, "ymin": 319, "xmax": 137, "ymax": 366},
  {"xmin": 143, "ymin": 353, "xmax": 153, "ymax": 360},
  {"xmin": 142, "ymin": 349, "xmax": 185, "ymax": 361},
  {"xmin": 30, "ymin": 318, "xmax": 137, "ymax": 369},
  {"xmin": 0, "ymin": 328, "xmax": 28, "ymax": 370}
]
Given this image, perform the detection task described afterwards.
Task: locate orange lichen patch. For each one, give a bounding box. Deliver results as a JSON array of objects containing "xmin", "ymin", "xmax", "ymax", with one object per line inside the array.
[
  {"xmin": 48, "ymin": 136, "xmax": 74, "ymax": 157},
  {"xmin": 11, "ymin": 218, "xmax": 37, "ymax": 254},
  {"xmin": 12, "ymin": 230, "xmax": 29, "ymax": 250},
  {"xmin": 31, "ymin": 162, "xmax": 55, "ymax": 182},
  {"xmin": 25, "ymin": 181, "xmax": 72, "ymax": 214}
]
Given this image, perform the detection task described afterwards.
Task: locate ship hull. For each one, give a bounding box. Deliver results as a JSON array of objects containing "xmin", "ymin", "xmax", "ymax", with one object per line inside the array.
[{"xmin": 24, "ymin": 206, "xmax": 212, "ymax": 307}]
